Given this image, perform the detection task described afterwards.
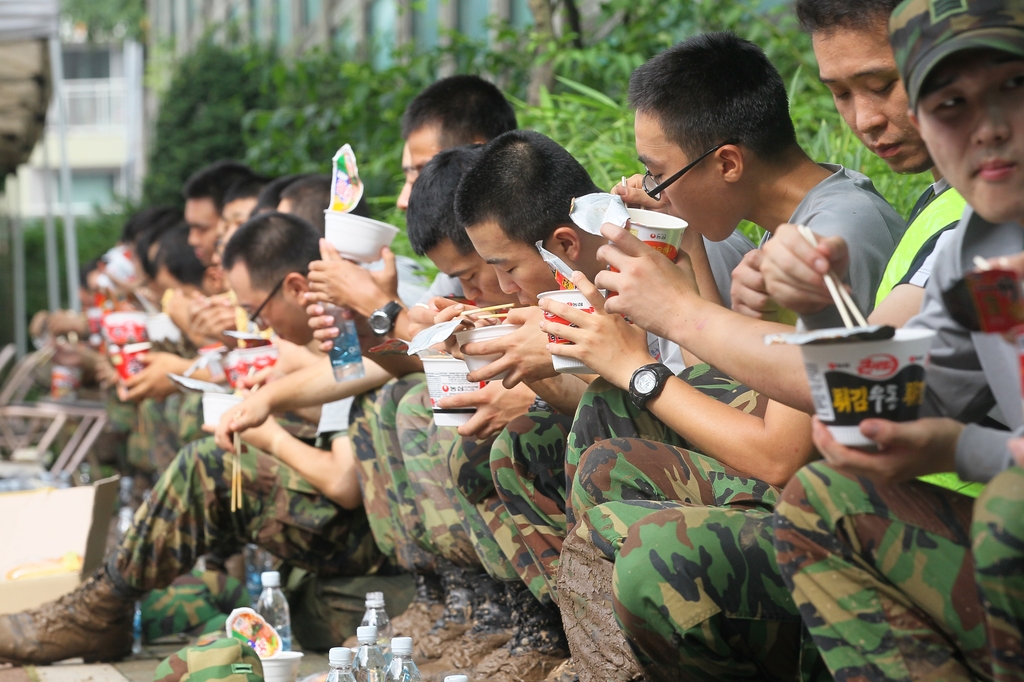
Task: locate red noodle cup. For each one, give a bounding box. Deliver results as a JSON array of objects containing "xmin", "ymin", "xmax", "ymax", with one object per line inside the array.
[
  {"xmin": 454, "ymin": 324, "xmax": 521, "ymax": 381},
  {"xmin": 781, "ymin": 328, "xmax": 936, "ymax": 448},
  {"xmin": 112, "ymin": 342, "xmax": 151, "ymax": 381},
  {"xmin": 224, "ymin": 345, "xmax": 279, "ymax": 389},
  {"xmin": 102, "ymin": 311, "xmax": 148, "ymax": 348},
  {"xmin": 625, "ymin": 208, "xmax": 687, "ymax": 260},
  {"xmin": 537, "ymin": 290, "xmax": 596, "ymax": 374},
  {"xmin": 419, "ymin": 353, "xmax": 486, "ymax": 427},
  {"xmin": 50, "ymin": 365, "xmax": 82, "ymax": 401},
  {"xmin": 86, "ymin": 307, "xmax": 104, "ymax": 335}
]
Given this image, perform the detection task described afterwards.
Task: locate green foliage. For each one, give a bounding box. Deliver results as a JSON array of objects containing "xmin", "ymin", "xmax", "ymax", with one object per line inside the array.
[
  {"xmin": 142, "ymin": 39, "xmax": 276, "ymax": 206},
  {"xmin": 61, "ymin": 0, "xmax": 146, "ymax": 41}
]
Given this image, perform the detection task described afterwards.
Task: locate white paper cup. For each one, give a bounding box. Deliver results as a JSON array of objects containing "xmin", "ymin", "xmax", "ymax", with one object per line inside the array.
[
  {"xmin": 454, "ymin": 324, "xmax": 521, "ymax": 381},
  {"xmin": 625, "ymin": 208, "xmax": 687, "ymax": 260},
  {"xmin": 537, "ymin": 290, "xmax": 596, "ymax": 374},
  {"xmin": 798, "ymin": 328, "xmax": 935, "ymax": 447},
  {"xmin": 261, "ymin": 651, "xmax": 304, "ymax": 682},
  {"xmin": 145, "ymin": 312, "xmax": 182, "ymax": 344},
  {"xmin": 420, "ymin": 354, "xmax": 485, "ymax": 426},
  {"xmin": 323, "ymin": 211, "xmax": 400, "ymax": 263},
  {"xmin": 202, "ymin": 392, "xmax": 244, "ymax": 428}
]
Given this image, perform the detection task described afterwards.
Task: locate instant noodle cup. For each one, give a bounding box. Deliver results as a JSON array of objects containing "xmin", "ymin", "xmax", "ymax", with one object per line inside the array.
[
  {"xmin": 419, "ymin": 353, "xmax": 486, "ymax": 427},
  {"xmin": 226, "ymin": 607, "xmax": 282, "ymax": 659},
  {"xmin": 767, "ymin": 326, "xmax": 936, "ymax": 448},
  {"xmin": 145, "ymin": 312, "xmax": 181, "ymax": 344},
  {"xmin": 261, "ymin": 651, "xmax": 304, "ymax": 682},
  {"xmin": 625, "ymin": 208, "xmax": 686, "ymax": 260},
  {"xmin": 537, "ymin": 290, "xmax": 596, "ymax": 374},
  {"xmin": 323, "ymin": 212, "xmax": 399, "ymax": 263},
  {"xmin": 454, "ymin": 324, "xmax": 521, "ymax": 381},
  {"xmin": 112, "ymin": 342, "xmax": 151, "ymax": 381},
  {"xmin": 86, "ymin": 307, "xmax": 104, "ymax": 335},
  {"xmin": 50, "ymin": 365, "xmax": 81, "ymax": 401},
  {"xmin": 102, "ymin": 311, "xmax": 148, "ymax": 348},
  {"xmin": 202, "ymin": 392, "xmax": 244, "ymax": 428},
  {"xmin": 224, "ymin": 345, "xmax": 279, "ymax": 389}
]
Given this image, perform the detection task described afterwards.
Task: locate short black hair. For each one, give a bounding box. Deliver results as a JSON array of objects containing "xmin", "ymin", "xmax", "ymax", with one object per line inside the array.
[
  {"xmin": 407, "ymin": 145, "xmax": 483, "ymax": 256},
  {"xmin": 222, "ymin": 211, "xmax": 321, "ymax": 291},
  {"xmin": 182, "ymin": 160, "xmax": 256, "ymax": 213},
  {"xmin": 130, "ymin": 206, "xmax": 186, "ymax": 279},
  {"xmin": 255, "ymin": 174, "xmax": 304, "ymax": 214},
  {"xmin": 628, "ymin": 32, "xmax": 798, "ymax": 162},
  {"xmin": 795, "ymin": 0, "xmax": 900, "ymax": 34},
  {"xmin": 155, "ymin": 223, "xmax": 206, "ymax": 287},
  {"xmin": 121, "ymin": 205, "xmax": 183, "ymax": 245},
  {"xmin": 80, "ymin": 257, "xmax": 100, "ymax": 290},
  {"xmin": 401, "ymin": 75, "xmax": 518, "ymax": 147},
  {"xmin": 223, "ymin": 175, "xmax": 269, "ymax": 207},
  {"xmin": 454, "ymin": 130, "xmax": 600, "ymax": 245}
]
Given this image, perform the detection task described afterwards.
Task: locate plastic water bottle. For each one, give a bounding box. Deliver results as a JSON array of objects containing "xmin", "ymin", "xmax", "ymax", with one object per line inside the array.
[
  {"xmin": 132, "ymin": 600, "xmax": 143, "ymax": 654},
  {"xmin": 256, "ymin": 571, "xmax": 292, "ymax": 651},
  {"xmin": 324, "ymin": 304, "xmax": 365, "ymax": 381},
  {"xmin": 245, "ymin": 544, "xmax": 274, "ymax": 603},
  {"xmin": 443, "ymin": 676, "xmax": 469, "ymax": 682},
  {"xmin": 354, "ymin": 626, "xmax": 386, "ymax": 682},
  {"xmin": 117, "ymin": 477, "xmax": 135, "ymax": 540},
  {"xmin": 327, "ymin": 646, "xmax": 357, "ymax": 682},
  {"xmin": 360, "ymin": 591, "xmax": 393, "ymax": 654},
  {"xmin": 384, "ymin": 637, "xmax": 420, "ymax": 682}
]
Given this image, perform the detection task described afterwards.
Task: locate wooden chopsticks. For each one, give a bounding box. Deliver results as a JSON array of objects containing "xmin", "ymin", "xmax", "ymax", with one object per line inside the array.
[
  {"xmin": 796, "ymin": 225, "xmax": 869, "ymax": 329},
  {"xmin": 456, "ymin": 303, "xmax": 515, "ymax": 318}
]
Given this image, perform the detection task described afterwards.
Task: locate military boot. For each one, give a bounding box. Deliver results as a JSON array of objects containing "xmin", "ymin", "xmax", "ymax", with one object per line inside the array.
[
  {"xmin": 0, "ymin": 566, "xmax": 135, "ymax": 665},
  {"xmin": 472, "ymin": 582, "xmax": 569, "ymax": 682},
  {"xmin": 414, "ymin": 560, "xmax": 474, "ymax": 662},
  {"xmin": 390, "ymin": 571, "xmax": 444, "ymax": 643}
]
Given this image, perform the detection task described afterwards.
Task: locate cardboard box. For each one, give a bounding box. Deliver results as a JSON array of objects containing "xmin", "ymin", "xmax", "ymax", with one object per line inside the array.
[{"xmin": 0, "ymin": 476, "xmax": 119, "ymax": 615}]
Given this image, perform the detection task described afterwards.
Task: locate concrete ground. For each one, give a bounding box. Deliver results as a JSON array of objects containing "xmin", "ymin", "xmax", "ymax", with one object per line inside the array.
[{"xmin": 0, "ymin": 644, "xmax": 329, "ymax": 682}]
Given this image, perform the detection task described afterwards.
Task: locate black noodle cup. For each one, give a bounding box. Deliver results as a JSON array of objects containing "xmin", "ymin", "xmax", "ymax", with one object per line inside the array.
[{"xmin": 778, "ymin": 328, "xmax": 936, "ymax": 448}]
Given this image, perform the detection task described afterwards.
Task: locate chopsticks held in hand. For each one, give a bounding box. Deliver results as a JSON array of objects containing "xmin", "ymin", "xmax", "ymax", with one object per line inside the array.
[
  {"xmin": 456, "ymin": 303, "xmax": 515, "ymax": 319},
  {"xmin": 231, "ymin": 370, "xmax": 260, "ymax": 513},
  {"xmin": 795, "ymin": 225, "xmax": 869, "ymax": 329}
]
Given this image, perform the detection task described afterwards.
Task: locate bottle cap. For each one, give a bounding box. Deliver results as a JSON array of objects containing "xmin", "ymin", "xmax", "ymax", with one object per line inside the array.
[
  {"xmin": 260, "ymin": 571, "xmax": 280, "ymax": 588},
  {"xmin": 365, "ymin": 591, "xmax": 385, "ymax": 608},
  {"xmin": 391, "ymin": 636, "xmax": 413, "ymax": 656},
  {"xmin": 329, "ymin": 647, "xmax": 352, "ymax": 666},
  {"xmin": 356, "ymin": 625, "xmax": 378, "ymax": 644},
  {"xmin": 443, "ymin": 676, "xmax": 469, "ymax": 682}
]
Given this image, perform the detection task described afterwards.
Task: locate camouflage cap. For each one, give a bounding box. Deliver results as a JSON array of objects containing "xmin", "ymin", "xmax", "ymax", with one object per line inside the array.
[{"xmin": 890, "ymin": 0, "xmax": 1024, "ymax": 108}]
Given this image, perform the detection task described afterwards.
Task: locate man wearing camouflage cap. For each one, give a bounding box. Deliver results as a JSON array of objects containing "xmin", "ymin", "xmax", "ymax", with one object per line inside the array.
[{"xmin": 773, "ymin": 1, "xmax": 1024, "ymax": 680}]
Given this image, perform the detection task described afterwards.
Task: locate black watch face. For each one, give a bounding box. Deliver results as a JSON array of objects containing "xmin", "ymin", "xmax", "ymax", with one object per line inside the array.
[
  {"xmin": 370, "ymin": 313, "xmax": 390, "ymax": 334},
  {"xmin": 634, "ymin": 369, "xmax": 659, "ymax": 395}
]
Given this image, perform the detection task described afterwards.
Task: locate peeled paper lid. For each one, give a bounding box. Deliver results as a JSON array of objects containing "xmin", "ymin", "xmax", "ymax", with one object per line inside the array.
[
  {"xmin": 569, "ymin": 192, "xmax": 630, "ymax": 236},
  {"xmin": 329, "ymin": 143, "xmax": 365, "ymax": 213},
  {"xmin": 764, "ymin": 325, "xmax": 895, "ymax": 347},
  {"xmin": 407, "ymin": 318, "xmax": 468, "ymax": 356},
  {"xmin": 168, "ymin": 373, "xmax": 230, "ymax": 394}
]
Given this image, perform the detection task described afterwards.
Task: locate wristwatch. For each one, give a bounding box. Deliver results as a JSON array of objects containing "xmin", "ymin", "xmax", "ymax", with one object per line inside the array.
[
  {"xmin": 368, "ymin": 300, "xmax": 403, "ymax": 335},
  {"xmin": 628, "ymin": 363, "xmax": 675, "ymax": 411}
]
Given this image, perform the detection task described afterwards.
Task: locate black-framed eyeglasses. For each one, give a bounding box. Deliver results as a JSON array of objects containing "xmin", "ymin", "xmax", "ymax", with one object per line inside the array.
[
  {"xmin": 248, "ymin": 277, "xmax": 285, "ymax": 325},
  {"xmin": 642, "ymin": 141, "xmax": 733, "ymax": 201}
]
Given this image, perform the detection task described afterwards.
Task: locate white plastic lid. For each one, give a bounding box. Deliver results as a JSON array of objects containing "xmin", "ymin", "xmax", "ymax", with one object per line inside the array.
[
  {"xmin": 357, "ymin": 625, "xmax": 378, "ymax": 643},
  {"xmin": 443, "ymin": 676, "xmax": 469, "ymax": 682},
  {"xmin": 329, "ymin": 647, "xmax": 352, "ymax": 666},
  {"xmin": 365, "ymin": 591, "xmax": 385, "ymax": 607},
  {"xmin": 260, "ymin": 571, "xmax": 280, "ymax": 588},
  {"xmin": 391, "ymin": 636, "xmax": 412, "ymax": 655}
]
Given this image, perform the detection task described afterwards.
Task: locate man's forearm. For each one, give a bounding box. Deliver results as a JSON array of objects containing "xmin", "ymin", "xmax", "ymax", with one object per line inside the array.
[
  {"xmin": 668, "ymin": 297, "xmax": 814, "ymax": 413},
  {"xmin": 527, "ymin": 374, "xmax": 590, "ymax": 415},
  {"xmin": 263, "ymin": 356, "xmax": 392, "ymax": 412}
]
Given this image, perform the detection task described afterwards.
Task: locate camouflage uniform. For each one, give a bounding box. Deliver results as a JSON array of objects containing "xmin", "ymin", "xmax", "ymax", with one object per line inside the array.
[
  {"xmin": 110, "ymin": 435, "xmax": 384, "ymax": 595},
  {"xmin": 128, "ymin": 394, "xmax": 204, "ymax": 477},
  {"xmin": 773, "ymin": 462, "xmax": 1024, "ymax": 682},
  {"xmin": 141, "ymin": 568, "xmax": 249, "ymax": 641}
]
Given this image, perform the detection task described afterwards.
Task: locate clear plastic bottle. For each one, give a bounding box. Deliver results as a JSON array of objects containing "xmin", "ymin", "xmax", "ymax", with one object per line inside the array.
[
  {"xmin": 117, "ymin": 477, "xmax": 135, "ymax": 540},
  {"xmin": 256, "ymin": 571, "xmax": 292, "ymax": 651},
  {"xmin": 443, "ymin": 676, "xmax": 469, "ymax": 682},
  {"xmin": 384, "ymin": 637, "xmax": 420, "ymax": 682},
  {"xmin": 324, "ymin": 304, "xmax": 365, "ymax": 381},
  {"xmin": 244, "ymin": 544, "xmax": 274, "ymax": 603},
  {"xmin": 360, "ymin": 591, "xmax": 393, "ymax": 654},
  {"xmin": 132, "ymin": 600, "xmax": 143, "ymax": 654},
  {"xmin": 327, "ymin": 646, "xmax": 357, "ymax": 682},
  {"xmin": 354, "ymin": 625, "xmax": 386, "ymax": 682}
]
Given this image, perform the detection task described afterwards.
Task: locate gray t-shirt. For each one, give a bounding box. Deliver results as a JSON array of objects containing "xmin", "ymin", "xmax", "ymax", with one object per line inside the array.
[
  {"xmin": 365, "ymin": 255, "xmax": 431, "ymax": 307},
  {"xmin": 706, "ymin": 231, "xmax": 756, "ymax": 308},
  {"xmin": 770, "ymin": 164, "xmax": 905, "ymax": 318},
  {"xmin": 418, "ymin": 272, "xmax": 464, "ymax": 305}
]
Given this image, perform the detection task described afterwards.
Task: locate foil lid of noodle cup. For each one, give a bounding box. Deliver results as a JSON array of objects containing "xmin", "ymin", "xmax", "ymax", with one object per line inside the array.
[
  {"xmin": 407, "ymin": 319, "xmax": 469, "ymax": 356},
  {"xmin": 568, "ymin": 193, "xmax": 630, "ymax": 235},
  {"xmin": 764, "ymin": 325, "xmax": 896, "ymax": 347},
  {"xmin": 329, "ymin": 143, "xmax": 364, "ymax": 213}
]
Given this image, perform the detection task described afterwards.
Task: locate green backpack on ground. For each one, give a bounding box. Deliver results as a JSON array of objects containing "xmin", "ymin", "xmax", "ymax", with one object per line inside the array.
[{"xmin": 153, "ymin": 637, "xmax": 264, "ymax": 682}]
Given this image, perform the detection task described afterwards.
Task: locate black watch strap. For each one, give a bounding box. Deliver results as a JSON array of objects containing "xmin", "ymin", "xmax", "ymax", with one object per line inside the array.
[{"xmin": 628, "ymin": 363, "xmax": 675, "ymax": 411}]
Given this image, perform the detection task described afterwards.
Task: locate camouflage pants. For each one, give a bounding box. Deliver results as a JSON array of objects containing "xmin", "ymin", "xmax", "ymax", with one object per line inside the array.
[
  {"xmin": 489, "ymin": 410, "xmax": 574, "ymax": 604},
  {"xmin": 140, "ymin": 568, "xmax": 249, "ymax": 641},
  {"xmin": 127, "ymin": 393, "xmax": 203, "ymax": 477},
  {"xmin": 111, "ymin": 435, "xmax": 382, "ymax": 595},
  {"xmin": 774, "ymin": 462, "xmax": 1024, "ymax": 682}
]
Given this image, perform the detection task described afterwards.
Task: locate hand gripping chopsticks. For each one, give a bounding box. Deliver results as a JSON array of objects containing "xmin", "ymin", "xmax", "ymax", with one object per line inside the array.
[{"xmin": 795, "ymin": 224, "xmax": 869, "ymax": 329}]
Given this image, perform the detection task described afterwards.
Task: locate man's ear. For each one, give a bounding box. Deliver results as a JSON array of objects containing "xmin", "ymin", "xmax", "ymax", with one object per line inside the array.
[
  {"xmin": 551, "ymin": 225, "xmax": 583, "ymax": 262},
  {"xmin": 283, "ymin": 272, "xmax": 310, "ymax": 302},
  {"xmin": 718, "ymin": 144, "xmax": 745, "ymax": 184}
]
